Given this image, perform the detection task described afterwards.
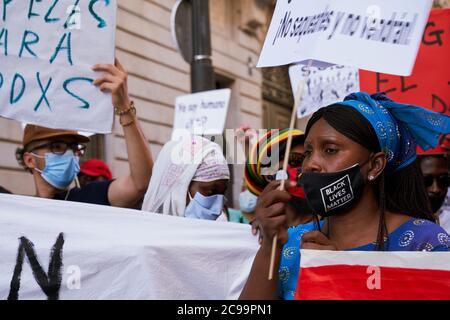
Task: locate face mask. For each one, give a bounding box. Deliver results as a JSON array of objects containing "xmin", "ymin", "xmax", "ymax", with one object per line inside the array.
[
  {"xmin": 239, "ymin": 190, "xmax": 258, "ymax": 213},
  {"xmin": 185, "ymin": 192, "xmax": 224, "ymax": 220},
  {"xmin": 33, "ymin": 150, "xmax": 80, "ymax": 190},
  {"xmin": 429, "ymin": 195, "xmax": 446, "ymax": 213},
  {"xmin": 299, "ymin": 163, "xmax": 365, "ymax": 217}
]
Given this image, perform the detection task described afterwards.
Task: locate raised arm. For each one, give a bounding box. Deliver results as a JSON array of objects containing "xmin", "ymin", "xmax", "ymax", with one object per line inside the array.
[{"xmin": 93, "ymin": 59, "xmax": 153, "ymax": 208}]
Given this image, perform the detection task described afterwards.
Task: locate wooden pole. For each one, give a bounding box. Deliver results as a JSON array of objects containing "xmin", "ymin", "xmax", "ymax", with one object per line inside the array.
[{"xmin": 268, "ymin": 59, "xmax": 312, "ymax": 281}]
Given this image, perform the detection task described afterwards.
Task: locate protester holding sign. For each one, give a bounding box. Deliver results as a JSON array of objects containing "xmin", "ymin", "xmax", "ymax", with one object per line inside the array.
[
  {"xmin": 240, "ymin": 92, "xmax": 450, "ymax": 300},
  {"xmin": 15, "ymin": 60, "xmax": 153, "ymax": 208},
  {"xmin": 142, "ymin": 135, "xmax": 229, "ymax": 221}
]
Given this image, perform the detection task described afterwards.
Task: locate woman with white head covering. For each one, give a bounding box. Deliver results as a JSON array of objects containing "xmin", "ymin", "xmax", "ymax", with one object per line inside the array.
[{"xmin": 142, "ymin": 135, "xmax": 230, "ymax": 220}]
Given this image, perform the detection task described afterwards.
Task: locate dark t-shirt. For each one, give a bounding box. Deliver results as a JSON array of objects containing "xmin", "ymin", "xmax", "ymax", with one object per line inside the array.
[{"xmin": 54, "ymin": 180, "xmax": 113, "ymax": 206}]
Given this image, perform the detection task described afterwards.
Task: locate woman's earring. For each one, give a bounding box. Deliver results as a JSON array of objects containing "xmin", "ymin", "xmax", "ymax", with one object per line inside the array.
[{"xmin": 368, "ymin": 175, "xmax": 374, "ymax": 181}]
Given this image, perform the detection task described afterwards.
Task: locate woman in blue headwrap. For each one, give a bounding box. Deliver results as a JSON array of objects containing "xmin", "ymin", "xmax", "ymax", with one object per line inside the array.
[{"xmin": 240, "ymin": 92, "xmax": 450, "ymax": 300}]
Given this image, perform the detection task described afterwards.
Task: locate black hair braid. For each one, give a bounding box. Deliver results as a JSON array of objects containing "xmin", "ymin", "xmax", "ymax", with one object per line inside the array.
[{"xmin": 375, "ymin": 171, "xmax": 387, "ymax": 251}]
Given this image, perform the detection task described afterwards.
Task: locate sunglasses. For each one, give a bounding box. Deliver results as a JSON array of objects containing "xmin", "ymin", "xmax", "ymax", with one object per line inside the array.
[
  {"xmin": 288, "ymin": 152, "xmax": 305, "ymax": 167},
  {"xmin": 424, "ymin": 174, "xmax": 450, "ymax": 189},
  {"xmin": 31, "ymin": 141, "xmax": 87, "ymax": 157}
]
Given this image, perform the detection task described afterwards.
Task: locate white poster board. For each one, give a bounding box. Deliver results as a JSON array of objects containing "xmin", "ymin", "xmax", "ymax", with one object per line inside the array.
[
  {"xmin": 172, "ymin": 89, "xmax": 231, "ymax": 140},
  {"xmin": 289, "ymin": 64, "xmax": 359, "ymax": 118},
  {"xmin": 258, "ymin": 0, "xmax": 433, "ymax": 76},
  {"xmin": 0, "ymin": 194, "xmax": 258, "ymax": 300},
  {"xmin": 0, "ymin": 0, "xmax": 117, "ymax": 133}
]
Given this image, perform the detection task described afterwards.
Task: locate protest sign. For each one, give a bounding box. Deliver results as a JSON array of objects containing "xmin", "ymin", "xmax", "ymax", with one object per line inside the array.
[
  {"xmin": 289, "ymin": 64, "xmax": 359, "ymax": 118},
  {"xmin": 258, "ymin": 0, "xmax": 433, "ymax": 76},
  {"xmin": 172, "ymin": 89, "xmax": 231, "ymax": 140},
  {"xmin": 0, "ymin": 0, "xmax": 117, "ymax": 133},
  {"xmin": 360, "ymin": 9, "xmax": 449, "ymax": 115},
  {"xmin": 0, "ymin": 194, "xmax": 258, "ymax": 300},
  {"xmin": 296, "ymin": 250, "xmax": 450, "ymax": 300}
]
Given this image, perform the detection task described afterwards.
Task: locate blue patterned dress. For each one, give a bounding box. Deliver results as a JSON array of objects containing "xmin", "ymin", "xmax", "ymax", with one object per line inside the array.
[
  {"xmin": 278, "ymin": 221, "xmax": 325, "ymax": 300},
  {"xmin": 278, "ymin": 218, "xmax": 450, "ymax": 300},
  {"xmin": 349, "ymin": 218, "xmax": 450, "ymax": 252}
]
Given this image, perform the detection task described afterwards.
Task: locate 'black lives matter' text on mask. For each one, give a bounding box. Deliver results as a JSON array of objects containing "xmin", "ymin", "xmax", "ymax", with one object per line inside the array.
[{"xmin": 298, "ymin": 164, "xmax": 366, "ymax": 217}]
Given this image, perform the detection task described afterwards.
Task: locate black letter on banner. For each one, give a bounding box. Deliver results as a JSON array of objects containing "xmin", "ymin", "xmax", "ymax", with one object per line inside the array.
[
  {"xmin": 400, "ymin": 76, "xmax": 417, "ymax": 92},
  {"xmin": 422, "ymin": 22, "xmax": 444, "ymax": 46},
  {"xmin": 8, "ymin": 233, "xmax": 65, "ymax": 301},
  {"xmin": 432, "ymin": 94, "xmax": 447, "ymax": 114},
  {"xmin": 376, "ymin": 73, "xmax": 396, "ymax": 94}
]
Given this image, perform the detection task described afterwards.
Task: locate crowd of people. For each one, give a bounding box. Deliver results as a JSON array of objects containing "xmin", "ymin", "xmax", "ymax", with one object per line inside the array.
[{"xmin": 1, "ymin": 60, "xmax": 449, "ymax": 300}]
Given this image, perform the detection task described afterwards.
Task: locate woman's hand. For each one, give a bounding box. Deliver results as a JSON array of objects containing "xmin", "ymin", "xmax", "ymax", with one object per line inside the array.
[
  {"xmin": 254, "ymin": 180, "xmax": 294, "ymax": 249},
  {"xmin": 301, "ymin": 231, "xmax": 338, "ymax": 250},
  {"xmin": 92, "ymin": 58, "xmax": 131, "ymax": 110}
]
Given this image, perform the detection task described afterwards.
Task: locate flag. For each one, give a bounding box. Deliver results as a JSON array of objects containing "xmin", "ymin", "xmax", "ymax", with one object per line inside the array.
[{"xmin": 295, "ymin": 250, "xmax": 450, "ymax": 300}]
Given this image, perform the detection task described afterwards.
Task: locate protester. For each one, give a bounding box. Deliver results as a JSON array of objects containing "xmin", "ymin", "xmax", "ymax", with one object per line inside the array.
[
  {"xmin": 418, "ymin": 140, "xmax": 450, "ymax": 233},
  {"xmin": 244, "ymin": 128, "xmax": 320, "ymax": 299},
  {"xmin": 142, "ymin": 135, "xmax": 230, "ymax": 221},
  {"xmin": 78, "ymin": 159, "xmax": 113, "ymax": 187},
  {"xmin": 240, "ymin": 92, "xmax": 450, "ymax": 300},
  {"xmin": 15, "ymin": 59, "xmax": 153, "ymax": 208}
]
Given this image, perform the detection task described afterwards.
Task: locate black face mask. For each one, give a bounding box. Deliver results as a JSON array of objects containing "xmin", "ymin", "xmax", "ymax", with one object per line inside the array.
[
  {"xmin": 429, "ymin": 195, "xmax": 446, "ymax": 214},
  {"xmin": 298, "ymin": 164, "xmax": 366, "ymax": 217}
]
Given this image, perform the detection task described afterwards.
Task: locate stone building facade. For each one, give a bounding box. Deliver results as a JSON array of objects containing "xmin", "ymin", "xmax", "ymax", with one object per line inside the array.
[{"xmin": 0, "ymin": 0, "xmax": 294, "ymax": 205}]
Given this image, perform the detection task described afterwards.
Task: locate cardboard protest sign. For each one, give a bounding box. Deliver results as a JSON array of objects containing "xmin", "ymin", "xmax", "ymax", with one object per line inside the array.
[
  {"xmin": 0, "ymin": 0, "xmax": 117, "ymax": 133},
  {"xmin": 296, "ymin": 250, "xmax": 450, "ymax": 300},
  {"xmin": 0, "ymin": 194, "xmax": 258, "ymax": 300},
  {"xmin": 360, "ymin": 9, "xmax": 449, "ymax": 115},
  {"xmin": 258, "ymin": 0, "xmax": 433, "ymax": 76},
  {"xmin": 289, "ymin": 64, "xmax": 359, "ymax": 118},
  {"xmin": 172, "ymin": 89, "xmax": 231, "ymax": 140}
]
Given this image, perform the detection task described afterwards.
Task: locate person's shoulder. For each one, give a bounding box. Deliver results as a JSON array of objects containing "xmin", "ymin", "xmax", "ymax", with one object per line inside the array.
[
  {"xmin": 67, "ymin": 180, "xmax": 113, "ymax": 205},
  {"xmin": 397, "ymin": 218, "xmax": 450, "ymax": 251}
]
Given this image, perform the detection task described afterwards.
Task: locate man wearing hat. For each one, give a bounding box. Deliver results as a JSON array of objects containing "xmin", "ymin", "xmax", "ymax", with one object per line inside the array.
[
  {"xmin": 78, "ymin": 159, "xmax": 113, "ymax": 187},
  {"xmin": 15, "ymin": 59, "xmax": 153, "ymax": 208},
  {"xmin": 418, "ymin": 135, "xmax": 450, "ymax": 233}
]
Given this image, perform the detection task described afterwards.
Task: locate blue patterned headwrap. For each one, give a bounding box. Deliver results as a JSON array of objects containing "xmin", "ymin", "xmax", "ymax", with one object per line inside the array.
[{"xmin": 335, "ymin": 92, "xmax": 450, "ymax": 171}]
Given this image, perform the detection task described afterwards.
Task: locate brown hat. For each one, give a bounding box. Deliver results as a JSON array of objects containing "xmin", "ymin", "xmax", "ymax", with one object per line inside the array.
[{"xmin": 23, "ymin": 124, "xmax": 90, "ymax": 150}]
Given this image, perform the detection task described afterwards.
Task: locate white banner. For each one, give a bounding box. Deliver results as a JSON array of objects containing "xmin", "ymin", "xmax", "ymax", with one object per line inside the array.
[
  {"xmin": 258, "ymin": 0, "xmax": 433, "ymax": 76},
  {"xmin": 0, "ymin": 194, "xmax": 258, "ymax": 300},
  {"xmin": 0, "ymin": 0, "xmax": 117, "ymax": 133},
  {"xmin": 172, "ymin": 89, "xmax": 231, "ymax": 140},
  {"xmin": 289, "ymin": 64, "xmax": 359, "ymax": 118}
]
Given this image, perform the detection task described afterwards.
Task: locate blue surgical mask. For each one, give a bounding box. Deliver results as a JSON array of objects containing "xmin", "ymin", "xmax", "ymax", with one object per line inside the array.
[
  {"xmin": 239, "ymin": 189, "xmax": 257, "ymax": 213},
  {"xmin": 185, "ymin": 192, "xmax": 224, "ymax": 220},
  {"xmin": 33, "ymin": 150, "xmax": 80, "ymax": 190}
]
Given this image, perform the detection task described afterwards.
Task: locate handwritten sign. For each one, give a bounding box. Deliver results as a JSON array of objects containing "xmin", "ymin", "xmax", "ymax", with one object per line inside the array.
[
  {"xmin": 172, "ymin": 89, "xmax": 231, "ymax": 140},
  {"xmin": 258, "ymin": 0, "xmax": 433, "ymax": 76},
  {"xmin": 360, "ymin": 9, "xmax": 449, "ymax": 115},
  {"xmin": 289, "ymin": 64, "xmax": 359, "ymax": 118},
  {"xmin": 0, "ymin": 0, "xmax": 117, "ymax": 133}
]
